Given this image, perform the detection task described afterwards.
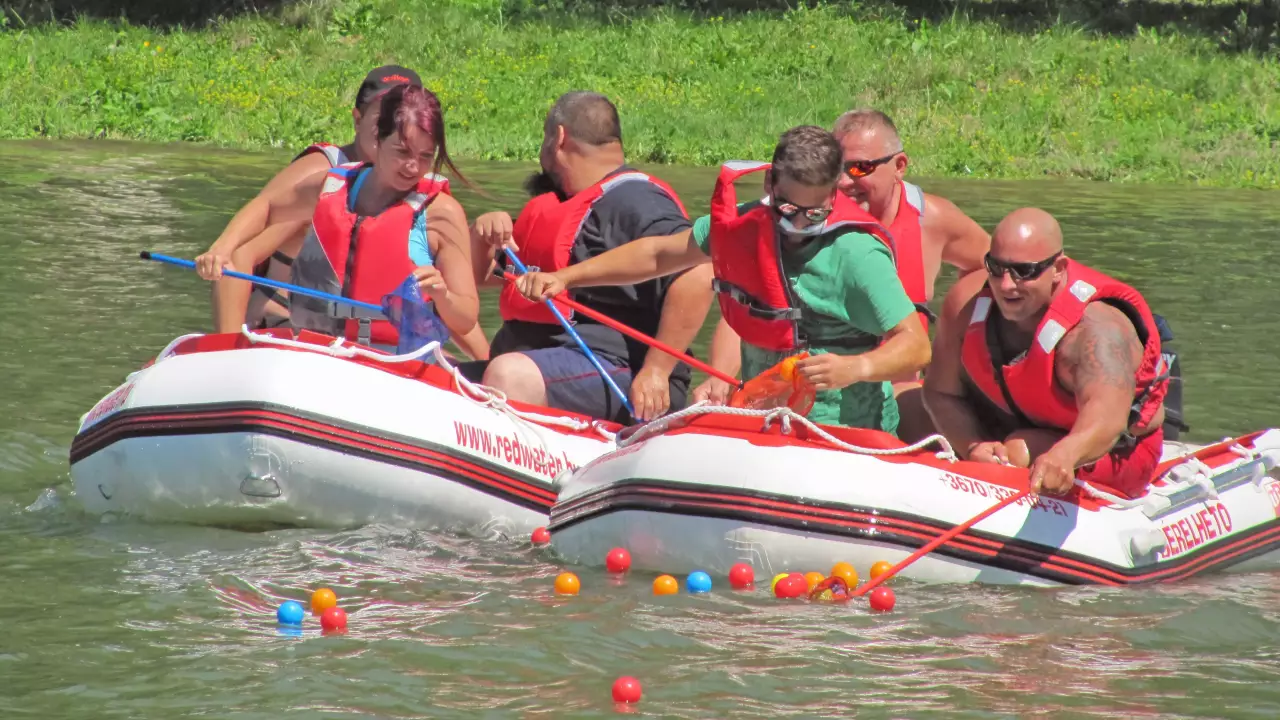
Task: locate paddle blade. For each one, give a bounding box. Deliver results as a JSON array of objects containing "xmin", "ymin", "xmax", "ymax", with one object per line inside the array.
[
  {"xmin": 729, "ymin": 352, "xmax": 816, "ymax": 415},
  {"xmin": 381, "ymin": 274, "xmax": 450, "ymax": 354}
]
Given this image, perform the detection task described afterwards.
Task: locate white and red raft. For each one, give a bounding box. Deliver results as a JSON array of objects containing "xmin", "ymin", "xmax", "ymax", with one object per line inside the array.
[
  {"xmin": 547, "ymin": 406, "xmax": 1280, "ymax": 586},
  {"xmin": 69, "ymin": 328, "xmax": 620, "ymax": 536}
]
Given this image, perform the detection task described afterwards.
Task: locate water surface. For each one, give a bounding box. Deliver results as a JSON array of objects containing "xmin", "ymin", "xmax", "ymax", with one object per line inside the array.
[{"xmin": 3, "ymin": 139, "xmax": 1279, "ymax": 718}]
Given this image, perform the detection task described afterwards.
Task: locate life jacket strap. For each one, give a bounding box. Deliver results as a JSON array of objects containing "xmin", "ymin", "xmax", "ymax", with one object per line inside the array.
[{"xmin": 712, "ymin": 278, "xmax": 803, "ymax": 321}]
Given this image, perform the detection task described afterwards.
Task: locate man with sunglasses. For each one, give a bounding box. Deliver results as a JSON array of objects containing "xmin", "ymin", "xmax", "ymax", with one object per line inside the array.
[
  {"xmin": 923, "ymin": 208, "xmax": 1170, "ymax": 499},
  {"xmin": 514, "ymin": 125, "xmax": 931, "ymax": 434},
  {"xmin": 826, "ymin": 109, "xmax": 993, "ymax": 441}
]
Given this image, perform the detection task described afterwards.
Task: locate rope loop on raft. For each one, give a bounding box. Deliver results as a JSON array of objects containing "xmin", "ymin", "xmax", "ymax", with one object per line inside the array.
[
  {"xmin": 618, "ymin": 402, "xmax": 959, "ymax": 461},
  {"xmin": 237, "ymin": 326, "xmax": 617, "ymax": 442}
]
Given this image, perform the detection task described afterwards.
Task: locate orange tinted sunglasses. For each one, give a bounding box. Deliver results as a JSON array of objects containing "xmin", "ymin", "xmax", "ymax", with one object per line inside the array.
[{"xmin": 842, "ymin": 152, "xmax": 900, "ymax": 178}]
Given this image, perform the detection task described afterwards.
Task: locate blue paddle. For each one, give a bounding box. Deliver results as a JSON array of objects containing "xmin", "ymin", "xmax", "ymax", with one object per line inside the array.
[
  {"xmin": 501, "ymin": 247, "xmax": 635, "ymax": 417},
  {"xmin": 139, "ymin": 251, "xmax": 384, "ymax": 315}
]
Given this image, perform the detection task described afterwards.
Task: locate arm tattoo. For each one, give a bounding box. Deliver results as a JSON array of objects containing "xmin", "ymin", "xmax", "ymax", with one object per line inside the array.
[{"xmin": 1056, "ymin": 304, "xmax": 1142, "ymax": 395}]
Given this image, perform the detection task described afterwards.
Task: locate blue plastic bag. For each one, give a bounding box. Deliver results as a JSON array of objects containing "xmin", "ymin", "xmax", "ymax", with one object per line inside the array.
[{"xmin": 381, "ymin": 273, "xmax": 450, "ymax": 355}]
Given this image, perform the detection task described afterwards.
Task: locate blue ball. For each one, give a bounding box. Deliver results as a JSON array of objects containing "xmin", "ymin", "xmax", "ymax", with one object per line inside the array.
[
  {"xmin": 276, "ymin": 600, "xmax": 305, "ymax": 626},
  {"xmin": 686, "ymin": 571, "xmax": 712, "ymax": 594}
]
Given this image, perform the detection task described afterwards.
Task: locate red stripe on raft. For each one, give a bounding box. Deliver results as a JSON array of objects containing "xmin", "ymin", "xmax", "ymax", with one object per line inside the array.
[
  {"xmin": 71, "ymin": 405, "xmax": 563, "ymax": 509},
  {"xmin": 549, "ymin": 481, "xmax": 1280, "ymax": 585},
  {"xmin": 152, "ymin": 329, "xmax": 622, "ymax": 443},
  {"xmin": 653, "ymin": 415, "xmax": 1265, "ymax": 513}
]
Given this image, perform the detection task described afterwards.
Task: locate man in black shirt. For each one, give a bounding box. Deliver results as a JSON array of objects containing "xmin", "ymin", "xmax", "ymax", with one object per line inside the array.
[{"xmin": 459, "ymin": 91, "xmax": 713, "ymax": 425}]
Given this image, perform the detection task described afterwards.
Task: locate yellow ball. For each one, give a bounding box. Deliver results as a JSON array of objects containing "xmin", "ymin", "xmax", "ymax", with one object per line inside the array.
[
  {"xmin": 804, "ymin": 572, "xmax": 826, "ymax": 592},
  {"xmin": 311, "ymin": 588, "xmax": 337, "ymax": 615},
  {"xmin": 770, "ymin": 573, "xmax": 790, "ymax": 594},
  {"xmin": 653, "ymin": 574, "xmax": 679, "ymax": 595}
]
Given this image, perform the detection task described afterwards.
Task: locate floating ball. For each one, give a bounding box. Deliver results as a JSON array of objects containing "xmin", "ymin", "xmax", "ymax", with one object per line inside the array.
[
  {"xmin": 606, "ymin": 548, "xmax": 632, "ymax": 574},
  {"xmin": 612, "ymin": 676, "xmax": 643, "ymax": 703},
  {"xmin": 830, "ymin": 562, "xmax": 859, "ymax": 586},
  {"xmin": 728, "ymin": 563, "xmax": 755, "ymax": 589},
  {"xmin": 770, "ymin": 573, "xmax": 790, "ymax": 594},
  {"xmin": 653, "ymin": 575, "xmax": 679, "ymax": 595},
  {"xmin": 276, "ymin": 600, "xmax": 305, "ymax": 626},
  {"xmin": 686, "ymin": 571, "xmax": 712, "ymax": 594},
  {"xmin": 554, "ymin": 572, "xmax": 581, "ymax": 595},
  {"xmin": 774, "ymin": 575, "xmax": 807, "ymax": 599},
  {"xmin": 311, "ymin": 588, "xmax": 337, "ymax": 615},
  {"xmin": 870, "ymin": 560, "xmax": 894, "ymax": 581},
  {"xmin": 804, "ymin": 572, "xmax": 826, "ymax": 592},
  {"xmin": 320, "ymin": 606, "xmax": 348, "ymax": 632},
  {"xmin": 869, "ymin": 587, "xmax": 896, "ymax": 612},
  {"xmin": 531, "ymin": 527, "xmax": 551, "ymax": 545}
]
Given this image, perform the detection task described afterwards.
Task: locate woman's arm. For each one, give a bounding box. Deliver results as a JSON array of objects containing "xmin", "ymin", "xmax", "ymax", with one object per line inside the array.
[{"xmin": 424, "ymin": 194, "xmax": 480, "ymax": 337}]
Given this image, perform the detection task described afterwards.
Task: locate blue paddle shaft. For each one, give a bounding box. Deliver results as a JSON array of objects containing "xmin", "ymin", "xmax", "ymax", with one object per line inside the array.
[
  {"xmin": 140, "ymin": 251, "xmax": 384, "ymax": 314},
  {"xmin": 502, "ymin": 248, "xmax": 635, "ymax": 417}
]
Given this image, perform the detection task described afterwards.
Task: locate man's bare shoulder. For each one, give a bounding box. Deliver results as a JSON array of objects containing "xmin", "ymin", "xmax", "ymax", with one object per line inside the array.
[{"xmin": 1056, "ymin": 302, "xmax": 1142, "ymax": 393}]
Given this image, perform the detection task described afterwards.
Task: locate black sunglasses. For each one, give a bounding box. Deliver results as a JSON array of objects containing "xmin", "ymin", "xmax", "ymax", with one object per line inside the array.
[
  {"xmin": 842, "ymin": 152, "xmax": 900, "ymax": 179},
  {"xmin": 772, "ymin": 196, "xmax": 833, "ymax": 223},
  {"xmin": 983, "ymin": 251, "xmax": 1062, "ymax": 281}
]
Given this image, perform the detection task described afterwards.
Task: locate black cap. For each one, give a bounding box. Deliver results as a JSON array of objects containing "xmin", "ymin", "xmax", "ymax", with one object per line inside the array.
[{"xmin": 354, "ymin": 65, "xmax": 423, "ymax": 109}]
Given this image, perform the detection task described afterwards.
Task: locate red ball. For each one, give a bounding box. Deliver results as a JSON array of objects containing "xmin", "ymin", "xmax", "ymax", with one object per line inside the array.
[
  {"xmin": 869, "ymin": 586, "xmax": 896, "ymax": 612},
  {"xmin": 531, "ymin": 527, "xmax": 551, "ymax": 545},
  {"xmin": 605, "ymin": 547, "xmax": 632, "ymax": 574},
  {"xmin": 611, "ymin": 676, "xmax": 642, "ymax": 703},
  {"xmin": 728, "ymin": 563, "xmax": 755, "ymax": 589},
  {"xmin": 320, "ymin": 606, "xmax": 348, "ymax": 632},
  {"xmin": 775, "ymin": 575, "xmax": 807, "ymax": 599}
]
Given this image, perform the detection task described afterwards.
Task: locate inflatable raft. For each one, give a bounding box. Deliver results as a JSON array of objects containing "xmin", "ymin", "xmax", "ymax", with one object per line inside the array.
[
  {"xmin": 69, "ymin": 328, "xmax": 619, "ymax": 535},
  {"xmin": 548, "ymin": 405, "xmax": 1280, "ymax": 586}
]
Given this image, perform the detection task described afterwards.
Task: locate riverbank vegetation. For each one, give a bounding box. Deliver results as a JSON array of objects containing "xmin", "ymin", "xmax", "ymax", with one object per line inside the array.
[{"xmin": 0, "ymin": 0, "xmax": 1277, "ymax": 187}]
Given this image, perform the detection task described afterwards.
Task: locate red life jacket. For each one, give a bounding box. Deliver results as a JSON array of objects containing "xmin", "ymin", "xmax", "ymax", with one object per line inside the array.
[
  {"xmin": 960, "ymin": 258, "xmax": 1169, "ymax": 431},
  {"xmin": 310, "ymin": 162, "xmax": 450, "ymax": 345},
  {"xmin": 294, "ymin": 142, "xmax": 348, "ymax": 167},
  {"xmin": 498, "ymin": 170, "xmax": 687, "ymax": 324},
  {"xmin": 886, "ymin": 180, "xmax": 932, "ymax": 331},
  {"xmin": 706, "ymin": 161, "xmax": 897, "ymax": 353}
]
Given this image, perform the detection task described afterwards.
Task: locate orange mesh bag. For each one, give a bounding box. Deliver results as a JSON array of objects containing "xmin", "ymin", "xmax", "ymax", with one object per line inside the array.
[{"xmin": 728, "ymin": 352, "xmax": 817, "ymax": 416}]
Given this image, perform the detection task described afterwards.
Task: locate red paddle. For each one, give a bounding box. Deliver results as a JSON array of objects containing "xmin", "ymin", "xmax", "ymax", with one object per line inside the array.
[
  {"xmin": 499, "ymin": 270, "xmax": 742, "ymax": 388},
  {"xmin": 852, "ymin": 487, "xmax": 1033, "ymax": 596}
]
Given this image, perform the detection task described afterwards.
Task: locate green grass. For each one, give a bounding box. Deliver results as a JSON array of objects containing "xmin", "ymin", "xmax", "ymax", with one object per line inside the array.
[{"xmin": 1, "ymin": 0, "xmax": 1278, "ymax": 187}]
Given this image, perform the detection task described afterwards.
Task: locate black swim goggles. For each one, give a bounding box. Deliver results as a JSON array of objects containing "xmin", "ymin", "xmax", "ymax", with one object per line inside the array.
[{"xmin": 983, "ymin": 251, "xmax": 1062, "ymax": 281}]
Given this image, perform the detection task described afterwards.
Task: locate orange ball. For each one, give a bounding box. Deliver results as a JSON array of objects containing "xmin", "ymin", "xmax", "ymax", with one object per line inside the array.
[
  {"xmin": 870, "ymin": 560, "xmax": 894, "ymax": 581},
  {"xmin": 311, "ymin": 588, "xmax": 337, "ymax": 615},
  {"xmin": 804, "ymin": 572, "xmax": 826, "ymax": 592},
  {"xmin": 830, "ymin": 562, "xmax": 859, "ymax": 586},
  {"xmin": 554, "ymin": 572, "xmax": 581, "ymax": 595},
  {"xmin": 652, "ymin": 574, "xmax": 679, "ymax": 595}
]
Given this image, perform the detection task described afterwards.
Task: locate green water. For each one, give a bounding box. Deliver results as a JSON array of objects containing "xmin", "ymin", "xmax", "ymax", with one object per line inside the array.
[{"xmin": 4, "ymin": 139, "xmax": 1280, "ymax": 718}]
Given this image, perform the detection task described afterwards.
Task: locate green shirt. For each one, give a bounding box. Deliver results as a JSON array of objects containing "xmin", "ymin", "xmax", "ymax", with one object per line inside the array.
[{"xmin": 693, "ymin": 209, "xmax": 916, "ymax": 434}]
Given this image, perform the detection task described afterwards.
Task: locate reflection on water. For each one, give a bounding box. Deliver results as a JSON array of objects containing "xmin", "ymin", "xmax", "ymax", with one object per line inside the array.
[{"xmin": 1, "ymin": 139, "xmax": 1279, "ymax": 718}]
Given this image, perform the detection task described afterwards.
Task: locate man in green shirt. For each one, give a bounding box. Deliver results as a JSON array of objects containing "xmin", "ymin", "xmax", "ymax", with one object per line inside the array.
[{"xmin": 514, "ymin": 125, "xmax": 930, "ymax": 434}]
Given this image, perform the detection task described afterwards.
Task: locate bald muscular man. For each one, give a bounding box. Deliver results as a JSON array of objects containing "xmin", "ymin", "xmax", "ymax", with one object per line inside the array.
[{"xmin": 923, "ymin": 208, "xmax": 1170, "ymax": 498}]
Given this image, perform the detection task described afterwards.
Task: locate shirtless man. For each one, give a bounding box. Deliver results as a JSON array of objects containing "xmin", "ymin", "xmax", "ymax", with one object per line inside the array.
[{"xmin": 923, "ymin": 208, "xmax": 1168, "ymax": 498}]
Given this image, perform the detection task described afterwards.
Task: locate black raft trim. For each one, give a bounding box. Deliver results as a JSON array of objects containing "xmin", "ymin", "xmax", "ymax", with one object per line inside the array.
[
  {"xmin": 70, "ymin": 401, "xmax": 562, "ymax": 512},
  {"xmin": 549, "ymin": 478, "xmax": 1280, "ymax": 586}
]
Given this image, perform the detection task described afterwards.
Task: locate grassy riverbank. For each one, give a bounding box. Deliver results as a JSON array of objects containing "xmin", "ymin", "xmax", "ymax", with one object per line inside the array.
[{"xmin": 1, "ymin": 0, "xmax": 1277, "ymax": 187}]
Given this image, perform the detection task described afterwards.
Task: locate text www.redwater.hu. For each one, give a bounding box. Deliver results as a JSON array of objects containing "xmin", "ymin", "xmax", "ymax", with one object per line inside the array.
[{"xmin": 453, "ymin": 422, "xmax": 577, "ymax": 479}]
